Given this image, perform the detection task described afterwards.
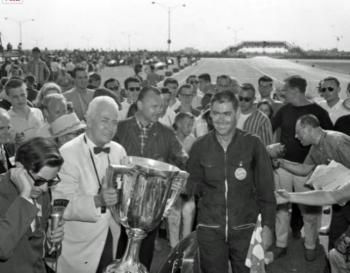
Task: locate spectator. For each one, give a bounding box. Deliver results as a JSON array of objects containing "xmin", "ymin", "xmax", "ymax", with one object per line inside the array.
[
  {"xmin": 5, "ymin": 78, "xmax": 44, "ymax": 142},
  {"xmin": 117, "ymin": 77, "xmax": 141, "ymax": 121},
  {"xmin": 317, "ymin": 76, "xmax": 350, "ymax": 124},
  {"xmin": 134, "ymin": 63, "xmax": 143, "ymax": 83},
  {"xmin": 185, "ymin": 75, "xmax": 202, "ymax": 109},
  {"xmin": 0, "ymin": 108, "xmax": 14, "ymax": 173},
  {"xmin": 168, "ymin": 112, "xmax": 196, "ymax": 248},
  {"xmin": 87, "ymin": 72, "xmax": 102, "ymax": 89},
  {"xmin": 271, "ymin": 75, "xmax": 333, "ymax": 261},
  {"xmin": 37, "ymin": 94, "xmax": 68, "ymax": 138},
  {"xmin": 25, "ymin": 47, "xmax": 50, "ymax": 89},
  {"xmin": 35, "ymin": 82, "xmax": 62, "ymax": 108},
  {"xmin": 237, "ymin": 83, "xmax": 273, "ymax": 146},
  {"xmin": 103, "ymin": 78, "xmax": 122, "ymax": 102},
  {"xmin": 24, "ymin": 75, "xmax": 38, "ymax": 102},
  {"xmin": 93, "ymin": 88, "xmax": 121, "ymax": 110},
  {"xmin": 63, "ymin": 66, "xmax": 94, "ymax": 121},
  {"xmin": 164, "ymin": 78, "xmax": 180, "ymax": 111},
  {"xmin": 258, "ymin": 75, "xmax": 283, "ymax": 115},
  {"xmin": 145, "ymin": 64, "xmax": 162, "ymax": 86},
  {"xmin": 56, "ymin": 67, "xmax": 74, "ymax": 92},
  {"xmin": 175, "ymin": 84, "xmax": 200, "ymax": 117},
  {"xmin": 257, "ymin": 99, "xmax": 274, "ymax": 120},
  {"xmin": 51, "ymin": 112, "xmax": 86, "ymax": 147},
  {"xmin": 159, "ymin": 87, "xmax": 176, "ymax": 127},
  {"xmin": 198, "ymin": 73, "xmax": 215, "ymax": 95}
]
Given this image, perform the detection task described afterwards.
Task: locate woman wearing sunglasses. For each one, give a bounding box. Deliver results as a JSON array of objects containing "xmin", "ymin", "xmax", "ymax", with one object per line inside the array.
[{"xmin": 0, "ymin": 137, "xmax": 64, "ymax": 273}]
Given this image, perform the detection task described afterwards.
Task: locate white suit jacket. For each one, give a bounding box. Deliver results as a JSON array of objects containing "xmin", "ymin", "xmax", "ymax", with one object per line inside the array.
[{"xmin": 52, "ymin": 134, "xmax": 127, "ymax": 273}]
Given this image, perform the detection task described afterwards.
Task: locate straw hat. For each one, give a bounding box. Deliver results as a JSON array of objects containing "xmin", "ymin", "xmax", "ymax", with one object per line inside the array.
[{"xmin": 51, "ymin": 113, "xmax": 86, "ymax": 137}]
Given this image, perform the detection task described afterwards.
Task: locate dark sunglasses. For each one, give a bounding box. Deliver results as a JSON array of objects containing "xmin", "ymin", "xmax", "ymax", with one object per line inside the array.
[
  {"xmin": 189, "ymin": 80, "xmax": 198, "ymax": 84},
  {"xmin": 238, "ymin": 96, "xmax": 253, "ymax": 102},
  {"xmin": 28, "ymin": 171, "xmax": 61, "ymax": 187},
  {"xmin": 128, "ymin": 87, "xmax": 141, "ymax": 92},
  {"xmin": 320, "ymin": 87, "xmax": 335, "ymax": 93}
]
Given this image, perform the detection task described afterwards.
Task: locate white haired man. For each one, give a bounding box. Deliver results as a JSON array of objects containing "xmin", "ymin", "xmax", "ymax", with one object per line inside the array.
[{"xmin": 52, "ymin": 96, "xmax": 127, "ymax": 273}]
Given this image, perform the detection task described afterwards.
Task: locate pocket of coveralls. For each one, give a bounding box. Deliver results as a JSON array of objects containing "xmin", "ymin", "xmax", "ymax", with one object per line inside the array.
[
  {"xmin": 197, "ymin": 223, "xmax": 220, "ymax": 229},
  {"xmin": 201, "ymin": 160, "xmax": 221, "ymax": 182},
  {"xmin": 232, "ymin": 223, "xmax": 256, "ymax": 230}
]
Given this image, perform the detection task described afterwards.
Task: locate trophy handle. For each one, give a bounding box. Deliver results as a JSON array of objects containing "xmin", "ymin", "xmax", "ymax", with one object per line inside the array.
[
  {"xmin": 163, "ymin": 170, "xmax": 189, "ymax": 217},
  {"xmin": 106, "ymin": 164, "xmax": 135, "ymax": 188}
]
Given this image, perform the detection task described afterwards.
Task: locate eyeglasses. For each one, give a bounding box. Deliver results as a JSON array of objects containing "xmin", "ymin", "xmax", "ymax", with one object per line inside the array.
[
  {"xmin": 320, "ymin": 87, "xmax": 335, "ymax": 93},
  {"xmin": 238, "ymin": 96, "xmax": 253, "ymax": 102},
  {"xmin": 189, "ymin": 80, "xmax": 198, "ymax": 85},
  {"xmin": 128, "ymin": 87, "xmax": 141, "ymax": 92},
  {"xmin": 27, "ymin": 171, "xmax": 61, "ymax": 187}
]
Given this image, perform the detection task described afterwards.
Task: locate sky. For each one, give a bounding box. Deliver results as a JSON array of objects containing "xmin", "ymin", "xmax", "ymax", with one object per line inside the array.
[{"xmin": 1, "ymin": 0, "xmax": 350, "ymax": 52}]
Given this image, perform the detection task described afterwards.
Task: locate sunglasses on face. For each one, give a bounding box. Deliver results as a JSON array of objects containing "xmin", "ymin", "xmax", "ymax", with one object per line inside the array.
[
  {"xmin": 320, "ymin": 87, "xmax": 335, "ymax": 93},
  {"xmin": 28, "ymin": 171, "xmax": 61, "ymax": 187},
  {"xmin": 189, "ymin": 80, "xmax": 198, "ymax": 84},
  {"xmin": 128, "ymin": 87, "xmax": 141, "ymax": 92},
  {"xmin": 238, "ymin": 96, "xmax": 253, "ymax": 102}
]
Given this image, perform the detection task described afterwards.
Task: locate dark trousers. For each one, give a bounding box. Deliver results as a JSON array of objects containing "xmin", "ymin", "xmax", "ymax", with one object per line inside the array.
[
  {"xmin": 291, "ymin": 203, "xmax": 303, "ymax": 234},
  {"xmin": 329, "ymin": 203, "xmax": 350, "ymax": 249},
  {"xmin": 96, "ymin": 228, "xmax": 114, "ymax": 273},
  {"xmin": 116, "ymin": 225, "xmax": 158, "ymax": 270},
  {"xmin": 197, "ymin": 226, "xmax": 252, "ymax": 273}
]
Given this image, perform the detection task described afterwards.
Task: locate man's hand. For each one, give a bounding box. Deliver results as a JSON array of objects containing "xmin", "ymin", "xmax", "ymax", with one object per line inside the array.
[
  {"xmin": 275, "ymin": 189, "xmax": 291, "ymax": 204},
  {"xmin": 335, "ymin": 233, "xmax": 350, "ymax": 255},
  {"xmin": 266, "ymin": 143, "xmax": 285, "ymax": 159},
  {"xmin": 11, "ymin": 166, "xmax": 33, "ymax": 199},
  {"xmin": 261, "ymin": 225, "xmax": 273, "ymax": 251},
  {"xmin": 94, "ymin": 188, "xmax": 119, "ymax": 208},
  {"xmin": 47, "ymin": 220, "xmax": 65, "ymax": 245}
]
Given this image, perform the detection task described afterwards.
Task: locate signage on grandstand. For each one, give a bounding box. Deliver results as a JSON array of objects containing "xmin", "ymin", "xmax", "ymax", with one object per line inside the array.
[{"xmin": 2, "ymin": 0, "xmax": 23, "ymax": 4}]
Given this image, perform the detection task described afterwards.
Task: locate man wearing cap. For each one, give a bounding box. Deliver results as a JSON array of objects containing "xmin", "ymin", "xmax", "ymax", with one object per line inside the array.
[
  {"xmin": 25, "ymin": 47, "xmax": 50, "ymax": 88},
  {"xmin": 52, "ymin": 96, "xmax": 126, "ymax": 273},
  {"xmin": 51, "ymin": 113, "xmax": 86, "ymax": 147}
]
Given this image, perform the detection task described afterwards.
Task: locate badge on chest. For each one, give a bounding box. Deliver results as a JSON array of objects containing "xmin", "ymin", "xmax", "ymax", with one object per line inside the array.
[{"xmin": 234, "ymin": 161, "xmax": 247, "ymax": 181}]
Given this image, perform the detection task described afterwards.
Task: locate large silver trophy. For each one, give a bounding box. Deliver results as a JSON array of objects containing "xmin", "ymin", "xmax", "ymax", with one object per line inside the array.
[{"xmin": 104, "ymin": 156, "xmax": 189, "ymax": 273}]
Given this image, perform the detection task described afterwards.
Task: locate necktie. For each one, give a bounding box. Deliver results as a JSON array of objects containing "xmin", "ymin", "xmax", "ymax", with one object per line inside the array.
[{"xmin": 93, "ymin": 147, "xmax": 110, "ymax": 154}]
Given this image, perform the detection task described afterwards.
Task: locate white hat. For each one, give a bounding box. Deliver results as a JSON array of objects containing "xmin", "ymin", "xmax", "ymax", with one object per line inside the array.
[{"xmin": 51, "ymin": 113, "xmax": 86, "ymax": 137}]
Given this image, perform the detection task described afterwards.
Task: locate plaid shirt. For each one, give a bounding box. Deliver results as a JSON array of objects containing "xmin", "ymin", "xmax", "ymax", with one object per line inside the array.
[{"xmin": 136, "ymin": 118, "xmax": 153, "ymax": 155}]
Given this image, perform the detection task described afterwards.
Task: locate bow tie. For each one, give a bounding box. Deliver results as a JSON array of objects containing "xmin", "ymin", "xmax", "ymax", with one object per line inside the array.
[{"xmin": 93, "ymin": 147, "xmax": 110, "ymax": 154}]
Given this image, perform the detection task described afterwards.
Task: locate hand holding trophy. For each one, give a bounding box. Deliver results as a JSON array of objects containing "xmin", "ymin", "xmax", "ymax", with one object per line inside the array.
[{"xmin": 103, "ymin": 156, "xmax": 189, "ymax": 273}]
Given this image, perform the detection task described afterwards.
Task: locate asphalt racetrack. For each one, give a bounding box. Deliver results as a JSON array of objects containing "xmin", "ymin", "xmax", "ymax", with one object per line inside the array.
[{"xmin": 101, "ymin": 56, "xmax": 347, "ymax": 273}]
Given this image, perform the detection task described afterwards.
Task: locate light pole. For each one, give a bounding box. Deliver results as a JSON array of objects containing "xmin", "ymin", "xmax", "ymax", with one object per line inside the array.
[
  {"xmin": 4, "ymin": 17, "xmax": 35, "ymax": 45},
  {"xmin": 227, "ymin": 27, "xmax": 243, "ymax": 45},
  {"xmin": 151, "ymin": 1, "xmax": 186, "ymax": 53}
]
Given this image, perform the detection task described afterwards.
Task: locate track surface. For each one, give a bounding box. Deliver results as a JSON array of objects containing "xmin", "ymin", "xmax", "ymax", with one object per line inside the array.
[{"xmin": 101, "ymin": 57, "xmax": 345, "ymax": 273}]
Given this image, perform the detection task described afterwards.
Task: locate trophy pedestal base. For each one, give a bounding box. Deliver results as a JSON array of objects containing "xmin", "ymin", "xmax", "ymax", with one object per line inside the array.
[
  {"xmin": 104, "ymin": 228, "xmax": 148, "ymax": 273},
  {"xmin": 104, "ymin": 260, "xmax": 148, "ymax": 273}
]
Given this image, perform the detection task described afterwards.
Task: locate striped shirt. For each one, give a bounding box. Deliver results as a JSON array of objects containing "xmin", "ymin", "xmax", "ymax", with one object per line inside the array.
[{"xmin": 243, "ymin": 110, "xmax": 273, "ymax": 146}]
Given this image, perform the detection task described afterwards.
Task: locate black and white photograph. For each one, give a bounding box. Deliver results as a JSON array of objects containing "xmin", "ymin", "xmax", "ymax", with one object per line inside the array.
[{"xmin": 1, "ymin": 0, "xmax": 350, "ymax": 272}]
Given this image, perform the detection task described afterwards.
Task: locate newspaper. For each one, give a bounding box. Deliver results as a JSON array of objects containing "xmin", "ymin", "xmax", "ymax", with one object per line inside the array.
[{"xmin": 305, "ymin": 160, "xmax": 350, "ymax": 191}]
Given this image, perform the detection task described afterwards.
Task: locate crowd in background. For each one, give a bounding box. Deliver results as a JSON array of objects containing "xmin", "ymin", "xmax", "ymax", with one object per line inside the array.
[{"xmin": 1, "ymin": 46, "xmax": 350, "ymax": 273}]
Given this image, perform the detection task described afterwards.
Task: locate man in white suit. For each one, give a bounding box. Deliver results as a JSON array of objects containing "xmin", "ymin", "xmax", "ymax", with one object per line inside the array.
[{"xmin": 52, "ymin": 96, "xmax": 127, "ymax": 273}]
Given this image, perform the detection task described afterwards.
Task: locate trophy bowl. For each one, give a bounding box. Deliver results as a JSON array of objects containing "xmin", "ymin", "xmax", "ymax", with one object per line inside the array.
[{"xmin": 104, "ymin": 156, "xmax": 189, "ymax": 273}]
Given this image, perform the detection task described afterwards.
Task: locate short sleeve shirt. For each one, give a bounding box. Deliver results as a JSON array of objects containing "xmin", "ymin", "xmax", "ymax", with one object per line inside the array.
[
  {"xmin": 304, "ymin": 130, "xmax": 350, "ymax": 169},
  {"xmin": 8, "ymin": 107, "xmax": 44, "ymax": 141}
]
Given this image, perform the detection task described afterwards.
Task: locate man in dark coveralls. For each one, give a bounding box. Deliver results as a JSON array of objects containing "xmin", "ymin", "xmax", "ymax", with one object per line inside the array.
[{"xmin": 187, "ymin": 91, "xmax": 276, "ymax": 273}]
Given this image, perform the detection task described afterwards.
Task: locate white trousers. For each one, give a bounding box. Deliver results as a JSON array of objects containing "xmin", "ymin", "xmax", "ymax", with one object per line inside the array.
[{"xmin": 274, "ymin": 168, "xmax": 321, "ymax": 249}]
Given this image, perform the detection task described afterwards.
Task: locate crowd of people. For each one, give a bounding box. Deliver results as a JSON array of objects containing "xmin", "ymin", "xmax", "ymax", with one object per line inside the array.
[{"xmin": 1, "ymin": 46, "xmax": 350, "ymax": 273}]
